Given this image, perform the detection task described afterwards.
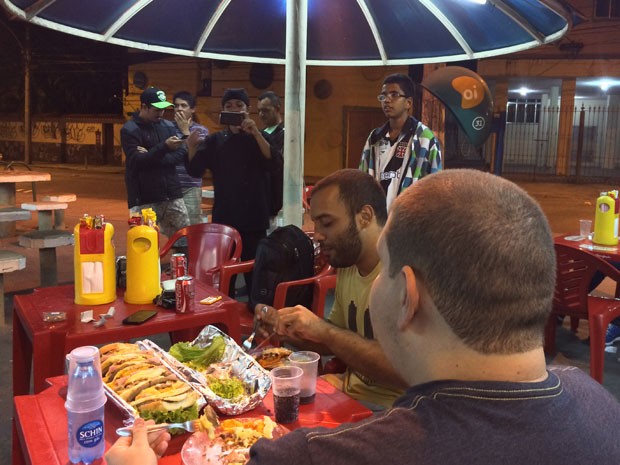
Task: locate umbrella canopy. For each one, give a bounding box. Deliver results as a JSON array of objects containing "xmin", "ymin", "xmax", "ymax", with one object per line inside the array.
[
  {"xmin": 1, "ymin": 0, "xmax": 572, "ymax": 226},
  {"xmin": 2, "ymin": 0, "xmax": 572, "ymax": 65}
]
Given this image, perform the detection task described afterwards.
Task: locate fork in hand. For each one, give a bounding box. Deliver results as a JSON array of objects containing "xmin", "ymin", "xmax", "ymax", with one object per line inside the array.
[
  {"xmin": 116, "ymin": 419, "xmax": 202, "ymax": 437},
  {"xmin": 243, "ymin": 317, "xmax": 261, "ymax": 351}
]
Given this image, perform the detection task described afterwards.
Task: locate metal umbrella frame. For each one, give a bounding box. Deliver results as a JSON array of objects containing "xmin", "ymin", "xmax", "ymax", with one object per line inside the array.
[{"xmin": 1, "ymin": 0, "xmax": 573, "ymax": 225}]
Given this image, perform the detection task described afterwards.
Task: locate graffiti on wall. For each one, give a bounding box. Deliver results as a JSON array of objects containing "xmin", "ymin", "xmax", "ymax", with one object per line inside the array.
[
  {"xmin": 0, "ymin": 122, "xmax": 19, "ymax": 139},
  {"xmin": 0, "ymin": 121, "xmax": 99, "ymax": 143},
  {"xmin": 66, "ymin": 123, "xmax": 97, "ymax": 143},
  {"xmin": 32, "ymin": 122, "xmax": 60, "ymax": 140}
]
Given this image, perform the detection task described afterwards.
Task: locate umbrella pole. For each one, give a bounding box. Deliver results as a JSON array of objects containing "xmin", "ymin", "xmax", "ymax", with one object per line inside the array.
[{"xmin": 281, "ymin": 0, "xmax": 307, "ymax": 228}]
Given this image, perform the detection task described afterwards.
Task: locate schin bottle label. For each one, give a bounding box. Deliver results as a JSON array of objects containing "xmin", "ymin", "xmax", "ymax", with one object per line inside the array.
[{"xmin": 76, "ymin": 420, "xmax": 104, "ymax": 448}]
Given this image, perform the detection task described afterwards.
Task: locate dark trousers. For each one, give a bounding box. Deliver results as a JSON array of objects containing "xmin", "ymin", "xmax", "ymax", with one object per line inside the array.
[{"xmin": 230, "ymin": 230, "xmax": 266, "ymax": 299}]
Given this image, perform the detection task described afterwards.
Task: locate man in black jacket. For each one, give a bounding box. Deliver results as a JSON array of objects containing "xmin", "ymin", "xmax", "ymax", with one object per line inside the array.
[
  {"xmin": 258, "ymin": 91, "xmax": 284, "ymax": 225},
  {"xmin": 186, "ymin": 88, "xmax": 283, "ymax": 295},
  {"xmin": 121, "ymin": 87, "xmax": 189, "ymax": 238}
]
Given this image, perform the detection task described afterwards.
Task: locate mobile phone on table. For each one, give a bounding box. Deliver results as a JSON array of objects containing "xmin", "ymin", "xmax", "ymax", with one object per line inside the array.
[
  {"xmin": 122, "ymin": 310, "xmax": 157, "ymax": 325},
  {"xmin": 219, "ymin": 111, "xmax": 245, "ymax": 126}
]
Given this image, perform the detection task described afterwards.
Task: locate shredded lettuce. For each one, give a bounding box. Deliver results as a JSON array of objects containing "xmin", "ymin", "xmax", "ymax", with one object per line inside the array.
[{"xmin": 207, "ymin": 376, "xmax": 245, "ymax": 400}]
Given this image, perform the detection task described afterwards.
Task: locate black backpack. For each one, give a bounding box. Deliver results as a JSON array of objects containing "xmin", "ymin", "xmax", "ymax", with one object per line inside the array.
[{"xmin": 250, "ymin": 225, "xmax": 315, "ymax": 311}]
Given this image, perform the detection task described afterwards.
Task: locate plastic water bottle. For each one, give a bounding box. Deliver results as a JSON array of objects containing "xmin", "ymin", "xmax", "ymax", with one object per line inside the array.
[{"xmin": 66, "ymin": 346, "xmax": 107, "ymax": 464}]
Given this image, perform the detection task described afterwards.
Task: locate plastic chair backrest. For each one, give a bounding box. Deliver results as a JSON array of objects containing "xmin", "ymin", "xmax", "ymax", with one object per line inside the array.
[
  {"xmin": 160, "ymin": 223, "xmax": 242, "ymax": 287},
  {"xmin": 553, "ymin": 243, "xmax": 620, "ymax": 316}
]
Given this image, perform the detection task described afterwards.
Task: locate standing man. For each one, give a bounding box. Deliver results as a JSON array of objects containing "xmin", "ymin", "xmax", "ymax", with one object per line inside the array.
[
  {"xmin": 258, "ymin": 169, "xmax": 406, "ymax": 410},
  {"xmin": 173, "ymin": 91, "xmax": 209, "ymax": 225},
  {"xmin": 121, "ymin": 87, "xmax": 189, "ymax": 239},
  {"xmin": 257, "ymin": 91, "xmax": 284, "ymax": 225},
  {"xmin": 187, "ymin": 88, "xmax": 283, "ymax": 295},
  {"xmin": 360, "ymin": 73, "xmax": 442, "ymax": 209}
]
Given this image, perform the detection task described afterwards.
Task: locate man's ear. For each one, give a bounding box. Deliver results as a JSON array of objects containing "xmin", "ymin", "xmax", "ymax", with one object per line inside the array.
[
  {"xmin": 398, "ymin": 266, "xmax": 419, "ymax": 331},
  {"xmin": 358, "ymin": 205, "xmax": 374, "ymax": 229}
]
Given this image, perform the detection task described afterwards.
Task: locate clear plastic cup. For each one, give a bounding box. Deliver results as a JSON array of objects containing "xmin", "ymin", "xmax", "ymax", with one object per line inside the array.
[
  {"xmin": 288, "ymin": 351, "xmax": 320, "ymax": 404},
  {"xmin": 270, "ymin": 366, "xmax": 303, "ymax": 424},
  {"xmin": 66, "ymin": 346, "xmax": 106, "ymax": 411},
  {"xmin": 579, "ymin": 219, "xmax": 592, "ymax": 239}
]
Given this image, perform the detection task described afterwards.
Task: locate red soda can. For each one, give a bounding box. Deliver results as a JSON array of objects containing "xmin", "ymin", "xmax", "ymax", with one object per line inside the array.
[
  {"xmin": 171, "ymin": 253, "xmax": 187, "ymax": 279},
  {"xmin": 175, "ymin": 276, "xmax": 195, "ymax": 313}
]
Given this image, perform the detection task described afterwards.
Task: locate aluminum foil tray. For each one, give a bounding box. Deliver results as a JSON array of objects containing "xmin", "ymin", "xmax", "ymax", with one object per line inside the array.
[
  {"xmin": 140, "ymin": 325, "xmax": 272, "ymax": 415},
  {"xmin": 102, "ymin": 342, "xmax": 207, "ymax": 425}
]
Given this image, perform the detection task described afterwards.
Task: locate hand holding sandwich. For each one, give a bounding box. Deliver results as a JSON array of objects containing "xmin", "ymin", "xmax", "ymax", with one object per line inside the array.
[{"xmin": 106, "ymin": 418, "xmax": 170, "ymax": 465}]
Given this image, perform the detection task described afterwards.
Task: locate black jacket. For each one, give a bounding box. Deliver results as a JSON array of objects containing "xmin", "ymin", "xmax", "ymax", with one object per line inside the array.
[
  {"xmin": 187, "ymin": 130, "xmax": 282, "ymax": 232},
  {"xmin": 262, "ymin": 123, "xmax": 284, "ymax": 216},
  {"xmin": 121, "ymin": 113, "xmax": 186, "ymax": 208}
]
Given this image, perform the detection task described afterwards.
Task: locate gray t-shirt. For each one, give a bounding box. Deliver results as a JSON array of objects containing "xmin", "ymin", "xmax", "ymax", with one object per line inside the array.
[{"xmin": 249, "ymin": 366, "xmax": 620, "ymax": 465}]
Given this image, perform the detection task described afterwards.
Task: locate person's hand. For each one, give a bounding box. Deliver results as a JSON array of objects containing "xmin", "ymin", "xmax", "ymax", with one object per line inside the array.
[
  {"xmin": 174, "ymin": 111, "xmax": 191, "ymax": 135},
  {"xmin": 136, "ymin": 146, "xmax": 148, "ymax": 153},
  {"xmin": 187, "ymin": 130, "xmax": 204, "ymax": 162},
  {"xmin": 105, "ymin": 418, "xmax": 170, "ymax": 465},
  {"xmin": 275, "ymin": 305, "xmax": 326, "ymax": 343},
  {"xmin": 165, "ymin": 136, "xmax": 184, "ymax": 150},
  {"xmin": 240, "ymin": 114, "xmax": 259, "ymax": 135},
  {"xmin": 254, "ymin": 304, "xmax": 278, "ymax": 338}
]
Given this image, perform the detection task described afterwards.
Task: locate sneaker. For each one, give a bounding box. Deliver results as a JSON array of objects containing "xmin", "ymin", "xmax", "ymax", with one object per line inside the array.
[{"xmin": 604, "ymin": 324, "xmax": 620, "ymax": 346}]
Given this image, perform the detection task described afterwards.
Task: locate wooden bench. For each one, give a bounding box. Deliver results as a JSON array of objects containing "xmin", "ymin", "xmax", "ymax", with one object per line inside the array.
[
  {"xmin": 21, "ymin": 201, "xmax": 68, "ymax": 231},
  {"xmin": 0, "ymin": 250, "xmax": 26, "ymax": 325},
  {"xmin": 19, "ymin": 230, "xmax": 73, "ymax": 287},
  {"xmin": 40, "ymin": 194, "xmax": 77, "ymax": 229}
]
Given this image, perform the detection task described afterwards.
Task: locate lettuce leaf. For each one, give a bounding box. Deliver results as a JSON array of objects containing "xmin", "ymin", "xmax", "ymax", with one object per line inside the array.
[{"xmin": 139, "ymin": 403, "xmax": 199, "ymax": 434}]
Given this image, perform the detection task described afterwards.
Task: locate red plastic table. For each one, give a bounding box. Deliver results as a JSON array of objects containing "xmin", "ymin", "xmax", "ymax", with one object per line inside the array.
[
  {"xmin": 12, "ymin": 375, "xmax": 373, "ymax": 465},
  {"xmin": 13, "ymin": 283, "xmax": 244, "ymax": 395},
  {"xmin": 554, "ymin": 234, "xmax": 620, "ymax": 262}
]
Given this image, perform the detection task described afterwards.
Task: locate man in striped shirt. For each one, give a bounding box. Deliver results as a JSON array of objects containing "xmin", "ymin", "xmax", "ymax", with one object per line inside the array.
[{"xmin": 360, "ymin": 73, "xmax": 442, "ymax": 210}]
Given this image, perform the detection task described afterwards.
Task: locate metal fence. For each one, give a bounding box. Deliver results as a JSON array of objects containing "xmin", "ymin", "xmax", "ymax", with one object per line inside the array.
[{"xmin": 500, "ymin": 105, "xmax": 620, "ymax": 181}]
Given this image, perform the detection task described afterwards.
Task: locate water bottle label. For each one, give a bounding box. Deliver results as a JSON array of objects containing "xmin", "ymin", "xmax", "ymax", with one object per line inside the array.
[{"xmin": 76, "ymin": 419, "xmax": 104, "ymax": 448}]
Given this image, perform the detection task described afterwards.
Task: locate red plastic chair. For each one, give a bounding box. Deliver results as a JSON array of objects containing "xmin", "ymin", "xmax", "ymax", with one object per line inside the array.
[
  {"xmin": 545, "ymin": 243, "xmax": 620, "ymax": 383},
  {"xmin": 159, "ymin": 223, "xmax": 242, "ymax": 289},
  {"xmin": 219, "ymin": 232, "xmax": 335, "ymax": 334}
]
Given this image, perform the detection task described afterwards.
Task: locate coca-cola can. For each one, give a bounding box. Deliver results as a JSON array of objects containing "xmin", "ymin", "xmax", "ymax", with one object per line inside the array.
[
  {"xmin": 171, "ymin": 253, "xmax": 187, "ymax": 279},
  {"xmin": 175, "ymin": 276, "xmax": 195, "ymax": 313}
]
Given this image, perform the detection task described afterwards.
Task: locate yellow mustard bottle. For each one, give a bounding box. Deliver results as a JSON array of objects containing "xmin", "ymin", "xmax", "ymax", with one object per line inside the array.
[
  {"xmin": 593, "ymin": 192, "xmax": 619, "ymax": 246},
  {"xmin": 74, "ymin": 214, "xmax": 117, "ymax": 305},
  {"xmin": 124, "ymin": 209, "xmax": 162, "ymax": 304}
]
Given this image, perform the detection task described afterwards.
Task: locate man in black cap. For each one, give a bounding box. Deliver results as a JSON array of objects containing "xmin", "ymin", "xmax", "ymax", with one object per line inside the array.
[
  {"xmin": 186, "ymin": 88, "xmax": 283, "ymax": 295},
  {"xmin": 121, "ymin": 87, "xmax": 189, "ymax": 238}
]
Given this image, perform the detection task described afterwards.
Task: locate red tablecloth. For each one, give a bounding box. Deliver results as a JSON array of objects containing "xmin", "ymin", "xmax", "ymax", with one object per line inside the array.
[
  {"xmin": 13, "ymin": 283, "xmax": 244, "ymax": 395},
  {"xmin": 13, "ymin": 375, "xmax": 373, "ymax": 465}
]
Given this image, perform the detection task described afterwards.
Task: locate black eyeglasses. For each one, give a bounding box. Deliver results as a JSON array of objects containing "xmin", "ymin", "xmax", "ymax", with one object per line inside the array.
[{"xmin": 377, "ymin": 91, "xmax": 407, "ymax": 102}]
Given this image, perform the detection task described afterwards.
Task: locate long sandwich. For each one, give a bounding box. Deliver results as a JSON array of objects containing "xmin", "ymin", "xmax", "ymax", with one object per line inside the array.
[{"xmin": 99, "ymin": 342, "xmax": 201, "ymax": 425}]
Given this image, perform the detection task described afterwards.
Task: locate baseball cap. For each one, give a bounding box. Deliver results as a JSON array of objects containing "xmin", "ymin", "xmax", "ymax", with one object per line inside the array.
[
  {"xmin": 221, "ymin": 88, "xmax": 249, "ymax": 107},
  {"xmin": 140, "ymin": 87, "xmax": 173, "ymax": 109}
]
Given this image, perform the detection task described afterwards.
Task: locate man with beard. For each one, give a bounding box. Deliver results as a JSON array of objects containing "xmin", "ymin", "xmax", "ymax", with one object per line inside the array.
[
  {"xmin": 359, "ymin": 73, "xmax": 442, "ymax": 210},
  {"xmin": 257, "ymin": 169, "xmax": 406, "ymax": 410}
]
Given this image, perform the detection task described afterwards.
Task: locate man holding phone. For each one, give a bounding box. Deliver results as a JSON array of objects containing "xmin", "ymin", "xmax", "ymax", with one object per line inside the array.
[
  {"xmin": 121, "ymin": 87, "xmax": 189, "ymax": 239},
  {"xmin": 186, "ymin": 88, "xmax": 283, "ymax": 297}
]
